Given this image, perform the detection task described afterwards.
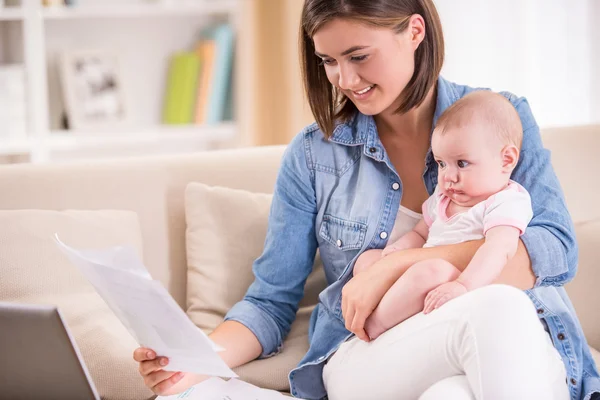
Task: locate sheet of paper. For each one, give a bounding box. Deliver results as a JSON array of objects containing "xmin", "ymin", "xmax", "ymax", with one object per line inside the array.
[
  {"xmin": 54, "ymin": 234, "xmax": 235, "ymax": 378},
  {"xmin": 156, "ymin": 378, "xmax": 294, "ymax": 400}
]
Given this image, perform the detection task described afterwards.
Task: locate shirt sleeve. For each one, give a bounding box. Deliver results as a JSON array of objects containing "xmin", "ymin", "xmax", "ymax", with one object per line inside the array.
[
  {"xmin": 502, "ymin": 92, "xmax": 578, "ymax": 287},
  {"xmin": 422, "ymin": 190, "xmax": 439, "ymax": 228},
  {"xmin": 483, "ymin": 183, "xmax": 533, "ymax": 236},
  {"xmin": 224, "ymin": 131, "xmax": 318, "ymax": 358}
]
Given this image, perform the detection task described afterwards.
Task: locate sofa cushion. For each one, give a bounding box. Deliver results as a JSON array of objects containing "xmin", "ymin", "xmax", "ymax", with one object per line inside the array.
[
  {"xmin": 185, "ymin": 183, "xmax": 326, "ymax": 391},
  {"xmin": 567, "ymin": 218, "xmax": 600, "ymax": 351},
  {"xmin": 0, "ymin": 210, "xmax": 154, "ymax": 400}
]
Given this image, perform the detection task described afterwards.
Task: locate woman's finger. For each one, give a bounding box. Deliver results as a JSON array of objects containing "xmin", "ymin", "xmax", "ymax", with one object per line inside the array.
[
  {"xmin": 351, "ymin": 310, "xmax": 370, "ymax": 342},
  {"xmin": 148, "ymin": 370, "xmax": 184, "ymax": 393},
  {"xmin": 139, "ymin": 357, "xmax": 170, "ymax": 376},
  {"xmin": 344, "ymin": 303, "xmax": 356, "ymax": 332},
  {"xmin": 341, "ymin": 287, "xmax": 349, "ymax": 324},
  {"xmin": 133, "ymin": 347, "xmax": 156, "ymax": 362}
]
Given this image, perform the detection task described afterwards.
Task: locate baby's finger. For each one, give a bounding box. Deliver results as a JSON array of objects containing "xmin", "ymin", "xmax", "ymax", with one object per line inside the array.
[
  {"xmin": 424, "ymin": 290, "xmax": 439, "ymax": 314},
  {"xmin": 434, "ymin": 294, "xmax": 450, "ymax": 310}
]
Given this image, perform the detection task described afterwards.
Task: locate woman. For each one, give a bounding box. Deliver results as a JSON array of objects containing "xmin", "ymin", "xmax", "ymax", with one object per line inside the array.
[{"xmin": 135, "ymin": 1, "xmax": 600, "ymax": 399}]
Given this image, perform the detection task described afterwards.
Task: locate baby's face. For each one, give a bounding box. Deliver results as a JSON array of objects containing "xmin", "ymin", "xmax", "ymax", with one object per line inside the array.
[{"xmin": 432, "ymin": 123, "xmax": 510, "ymax": 207}]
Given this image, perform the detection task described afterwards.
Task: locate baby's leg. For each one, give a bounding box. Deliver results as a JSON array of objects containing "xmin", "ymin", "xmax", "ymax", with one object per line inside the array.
[
  {"xmin": 353, "ymin": 249, "xmax": 383, "ymax": 276},
  {"xmin": 365, "ymin": 259, "xmax": 460, "ymax": 340}
]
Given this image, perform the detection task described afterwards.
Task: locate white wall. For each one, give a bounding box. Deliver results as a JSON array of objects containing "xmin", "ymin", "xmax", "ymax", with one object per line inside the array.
[{"xmin": 436, "ymin": 0, "xmax": 598, "ymax": 128}]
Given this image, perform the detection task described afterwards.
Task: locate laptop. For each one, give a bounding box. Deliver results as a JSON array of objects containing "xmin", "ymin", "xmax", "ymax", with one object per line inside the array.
[{"xmin": 0, "ymin": 302, "xmax": 100, "ymax": 400}]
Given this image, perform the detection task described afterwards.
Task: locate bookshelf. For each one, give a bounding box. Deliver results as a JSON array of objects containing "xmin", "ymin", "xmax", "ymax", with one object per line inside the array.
[{"xmin": 0, "ymin": 0, "xmax": 242, "ymax": 164}]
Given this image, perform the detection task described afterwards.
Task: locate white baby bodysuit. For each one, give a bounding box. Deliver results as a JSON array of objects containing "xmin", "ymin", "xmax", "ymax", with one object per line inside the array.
[{"xmin": 422, "ymin": 180, "xmax": 533, "ymax": 248}]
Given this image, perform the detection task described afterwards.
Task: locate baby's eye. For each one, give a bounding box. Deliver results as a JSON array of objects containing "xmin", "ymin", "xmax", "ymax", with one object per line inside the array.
[
  {"xmin": 457, "ymin": 160, "xmax": 469, "ymax": 168},
  {"xmin": 437, "ymin": 160, "xmax": 446, "ymax": 168}
]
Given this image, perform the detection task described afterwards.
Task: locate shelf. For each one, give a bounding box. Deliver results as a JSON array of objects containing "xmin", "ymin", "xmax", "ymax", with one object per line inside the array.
[
  {"xmin": 0, "ymin": 123, "xmax": 236, "ymax": 155},
  {"xmin": 0, "ymin": 7, "xmax": 24, "ymax": 21},
  {"xmin": 42, "ymin": 1, "xmax": 236, "ymax": 20}
]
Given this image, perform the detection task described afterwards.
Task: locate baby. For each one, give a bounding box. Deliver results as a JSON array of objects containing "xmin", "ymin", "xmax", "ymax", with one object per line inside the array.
[{"xmin": 354, "ymin": 90, "xmax": 533, "ymax": 340}]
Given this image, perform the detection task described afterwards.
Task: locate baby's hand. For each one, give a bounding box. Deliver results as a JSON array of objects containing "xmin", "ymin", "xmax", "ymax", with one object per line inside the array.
[{"xmin": 423, "ymin": 281, "xmax": 468, "ymax": 314}]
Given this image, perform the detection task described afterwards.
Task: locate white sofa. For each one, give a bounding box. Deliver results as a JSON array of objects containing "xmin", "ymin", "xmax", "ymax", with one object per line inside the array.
[{"xmin": 0, "ymin": 125, "xmax": 598, "ymax": 399}]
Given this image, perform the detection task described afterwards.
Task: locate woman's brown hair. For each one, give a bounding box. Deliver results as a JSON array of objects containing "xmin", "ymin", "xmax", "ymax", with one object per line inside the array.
[{"xmin": 300, "ymin": 0, "xmax": 445, "ymax": 138}]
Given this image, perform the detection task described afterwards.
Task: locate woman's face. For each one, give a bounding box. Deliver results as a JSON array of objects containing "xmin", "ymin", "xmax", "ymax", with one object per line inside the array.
[{"xmin": 312, "ymin": 17, "xmax": 424, "ymax": 116}]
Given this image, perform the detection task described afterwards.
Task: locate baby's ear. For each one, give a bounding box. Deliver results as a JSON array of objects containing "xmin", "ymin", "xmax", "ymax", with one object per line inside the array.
[{"xmin": 501, "ymin": 145, "xmax": 519, "ymax": 172}]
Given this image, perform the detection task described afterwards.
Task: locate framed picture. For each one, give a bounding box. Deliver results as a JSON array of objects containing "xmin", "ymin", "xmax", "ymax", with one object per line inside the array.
[{"xmin": 60, "ymin": 49, "xmax": 128, "ymax": 132}]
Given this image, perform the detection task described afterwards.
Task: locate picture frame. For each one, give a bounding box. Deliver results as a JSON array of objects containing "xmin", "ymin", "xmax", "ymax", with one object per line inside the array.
[{"xmin": 59, "ymin": 49, "xmax": 129, "ymax": 132}]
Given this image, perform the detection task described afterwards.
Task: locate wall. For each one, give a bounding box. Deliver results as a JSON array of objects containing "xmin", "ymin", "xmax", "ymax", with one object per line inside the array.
[
  {"xmin": 437, "ymin": 0, "xmax": 598, "ymax": 128},
  {"xmin": 241, "ymin": 0, "xmax": 600, "ymax": 145}
]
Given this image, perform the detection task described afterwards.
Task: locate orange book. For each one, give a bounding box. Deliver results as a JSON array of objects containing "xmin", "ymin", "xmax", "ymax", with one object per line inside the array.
[{"xmin": 194, "ymin": 40, "xmax": 216, "ymax": 125}]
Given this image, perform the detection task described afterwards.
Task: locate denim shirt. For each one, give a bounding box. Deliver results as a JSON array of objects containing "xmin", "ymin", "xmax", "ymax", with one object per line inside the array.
[{"xmin": 225, "ymin": 77, "xmax": 600, "ymax": 400}]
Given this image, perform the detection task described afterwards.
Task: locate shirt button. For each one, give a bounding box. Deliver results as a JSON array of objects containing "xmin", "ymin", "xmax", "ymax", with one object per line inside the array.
[
  {"xmin": 570, "ymin": 378, "xmax": 577, "ymax": 385},
  {"xmin": 557, "ymin": 333, "xmax": 565, "ymax": 340},
  {"xmin": 336, "ymin": 239, "xmax": 342, "ymax": 248},
  {"xmin": 369, "ymin": 147, "xmax": 377, "ymax": 153},
  {"xmin": 536, "ymin": 309, "xmax": 544, "ymax": 314},
  {"xmin": 392, "ymin": 182, "xmax": 400, "ymax": 190},
  {"xmin": 380, "ymin": 232, "xmax": 388, "ymax": 239}
]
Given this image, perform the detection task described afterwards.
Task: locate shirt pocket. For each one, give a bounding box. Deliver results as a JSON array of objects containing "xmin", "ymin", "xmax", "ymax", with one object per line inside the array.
[
  {"xmin": 319, "ymin": 214, "xmax": 367, "ymax": 251},
  {"xmin": 318, "ymin": 214, "xmax": 367, "ymax": 282}
]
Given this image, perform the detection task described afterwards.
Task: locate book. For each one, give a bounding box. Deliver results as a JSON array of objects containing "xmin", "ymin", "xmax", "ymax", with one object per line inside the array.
[
  {"xmin": 162, "ymin": 52, "xmax": 200, "ymax": 125},
  {"xmin": 193, "ymin": 39, "xmax": 216, "ymax": 125},
  {"xmin": 204, "ymin": 24, "xmax": 235, "ymax": 125}
]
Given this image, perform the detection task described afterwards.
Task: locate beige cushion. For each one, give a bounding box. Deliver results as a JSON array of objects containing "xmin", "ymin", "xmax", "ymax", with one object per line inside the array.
[
  {"xmin": 567, "ymin": 218, "xmax": 600, "ymax": 350},
  {"xmin": 0, "ymin": 210, "xmax": 154, "ymax": 400},
  {"xmin": 185, "ymin": 183, "xmax": 326, "ymax": 391}
]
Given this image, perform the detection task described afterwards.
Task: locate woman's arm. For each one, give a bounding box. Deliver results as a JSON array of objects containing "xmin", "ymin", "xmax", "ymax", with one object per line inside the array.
[
  {"xmin": 342, "ymin": 238, "xmax": 534, "ymax": 340},
  {"xmin": 378, "ymin": 237, "xmax": 535, "ymax": 290},
  {"xmin": 135, "ymin": 132, "xmax": 318, "ymax": 395},
  {"xmin": 503, "ymin": 93, "xmax": 577, "ymax": 286},
  {"xmin": 135, "ymin": 321, "xmax": 263, "ymax": 394}
]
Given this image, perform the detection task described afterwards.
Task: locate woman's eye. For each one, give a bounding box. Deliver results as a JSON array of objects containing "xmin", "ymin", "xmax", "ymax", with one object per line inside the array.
[
  {"xmin": 319, "ymin": 58, "xmax": 335, "ymax": 66},
  {"xmin": 457, "ymin": 160, "xmax": 469, "ymax": 168},
  {"xmin": 437, "ymin": 161, "xmax": 446, "ymax": 168},
  {"xmin": 351, "ymin": 55, "xmax": 368, "ymax": 62}
]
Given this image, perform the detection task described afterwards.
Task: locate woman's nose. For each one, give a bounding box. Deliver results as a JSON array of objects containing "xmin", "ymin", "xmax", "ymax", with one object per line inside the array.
[{"xmin": 337, "ymin": 64, "xmax": 359, "ymax": 90}]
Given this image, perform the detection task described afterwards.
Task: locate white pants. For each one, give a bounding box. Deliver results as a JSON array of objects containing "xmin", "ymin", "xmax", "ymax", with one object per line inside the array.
[{"xmin": 323, "ymin": 285, "xmax": 570, "ymax": 400}]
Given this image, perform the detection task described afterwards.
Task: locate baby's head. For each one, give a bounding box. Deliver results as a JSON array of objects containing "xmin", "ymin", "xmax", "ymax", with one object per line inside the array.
[{"xmin": 431, "ymin": 91, "xmax": 523, "ymax": 206}]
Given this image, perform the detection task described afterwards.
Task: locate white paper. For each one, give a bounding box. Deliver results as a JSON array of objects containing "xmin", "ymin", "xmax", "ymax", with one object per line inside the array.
[
  {"xmin": 156, "ymin": 377, "xmax": 294, "ymax": 400},
  {"xmin": 54, "ymin": 234, "xmax": 236, "ymax": 378}
]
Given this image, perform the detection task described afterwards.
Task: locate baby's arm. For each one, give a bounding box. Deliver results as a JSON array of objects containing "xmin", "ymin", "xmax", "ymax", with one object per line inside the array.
[
  {"xmin": 455, "ymin": 225, "xmax": 521, "ymax": 291},
  {"xmin": 423, "ymin": 226, "xmax": 520, "ymax": 313},
  {"xmin": 381, "ymin": 219, "xmax": 429, "ymax": 257}
]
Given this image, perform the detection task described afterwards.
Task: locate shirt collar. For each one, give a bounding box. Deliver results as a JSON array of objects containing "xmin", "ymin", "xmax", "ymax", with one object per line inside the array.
[{"xmin": 329, "ymin": 76, "xmax": 460, "ymax": 144}]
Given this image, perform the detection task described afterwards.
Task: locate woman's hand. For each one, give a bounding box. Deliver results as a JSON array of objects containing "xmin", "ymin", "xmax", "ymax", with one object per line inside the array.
[
  {"xmin": 423, "ymin": 280, "xmax": 468, "ymax": 314},
  {"xmin": 342, "ymin": 262, "xmax": 397, "ymax": 342},
  {"xmin": 133, "ymin": 347, "xmax": 187, "ymax": 395}
]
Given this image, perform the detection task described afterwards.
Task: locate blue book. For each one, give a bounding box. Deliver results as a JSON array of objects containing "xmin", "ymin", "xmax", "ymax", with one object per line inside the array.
[{"xmin": 205, "ymin": 24, "xmax": 235, "ymax": 124}]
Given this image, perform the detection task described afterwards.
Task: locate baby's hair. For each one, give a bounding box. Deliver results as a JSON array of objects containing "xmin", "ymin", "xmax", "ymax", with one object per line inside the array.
[{"xmin": 434, "ymin": 91, "xmax": 523, "ymax": 149}]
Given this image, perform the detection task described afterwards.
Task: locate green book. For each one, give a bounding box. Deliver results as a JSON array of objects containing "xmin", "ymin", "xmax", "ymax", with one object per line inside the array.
[{"xmin": 163, "ymin": 52, "xmax": 201, "ymax": 125}]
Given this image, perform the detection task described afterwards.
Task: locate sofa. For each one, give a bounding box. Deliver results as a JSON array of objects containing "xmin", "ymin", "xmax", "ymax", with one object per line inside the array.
[{"xmin": 0, "ymin": 125, "xmax": 598, "ymax": 399}]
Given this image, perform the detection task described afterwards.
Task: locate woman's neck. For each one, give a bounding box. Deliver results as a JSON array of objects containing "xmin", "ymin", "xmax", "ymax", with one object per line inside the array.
[{"xmin": 374, "ymin": 84, "xmax": 438, "ymax": 141}]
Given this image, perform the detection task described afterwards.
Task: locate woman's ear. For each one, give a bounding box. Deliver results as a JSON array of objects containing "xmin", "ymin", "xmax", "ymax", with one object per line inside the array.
[
  {"xmin": 501, "ymin": 145, "xmax": 520, "ymax": 172},
  {"xmin": 409, "ymin": 14, "xmax": 426, "ymax": 50}
]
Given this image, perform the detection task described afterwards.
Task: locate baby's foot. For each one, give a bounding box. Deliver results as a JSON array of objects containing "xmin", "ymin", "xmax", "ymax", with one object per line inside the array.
[{"xmin": 364, "ymin": 315, "xmax": 388, "ymax": 341}]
